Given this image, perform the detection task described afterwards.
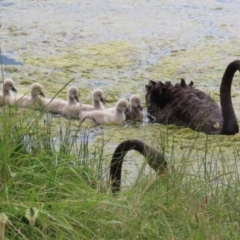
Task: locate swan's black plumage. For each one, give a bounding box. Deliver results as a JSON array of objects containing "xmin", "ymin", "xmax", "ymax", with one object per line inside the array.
[
  {"xmin": 220, "ymin": 60, "xmax": 240, "ymax": 134},
  {"xmin": 110, "ymin": 139, "xmax": 167, "ymax": 193},
  {"xmin": 145, "ymin": 60, "xmax": 240, "ymax": 135}
]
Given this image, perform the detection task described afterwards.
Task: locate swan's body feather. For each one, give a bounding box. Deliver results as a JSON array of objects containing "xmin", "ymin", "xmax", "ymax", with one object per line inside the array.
[
  {"xmin": 125, "ymin": 94, "xmax": 143, "ymax": 121},
  {"xmin": 80, "ymin": 98, "xmax": 128, "ymax": 125},
  {"xmin": 80, "ymin": 89, "xmax": 105, "ymax": 111},
  {"xmin": 145, "ymin": 60, "xmax": 240, "ymax": 135},
  {"xmin": 0, "ymin": 79, "xmax": 17, "ymax": 106},
  {"xmin": 15, "ymin": 83, "xmax": 45, "ymax": 109},
  {"xmin": 105, "ymin": 95, "xmax": 143, "ymax": 121},
  {"xmin": 42, "ymin": 86, "xmax": 79, "ymax": 116}
]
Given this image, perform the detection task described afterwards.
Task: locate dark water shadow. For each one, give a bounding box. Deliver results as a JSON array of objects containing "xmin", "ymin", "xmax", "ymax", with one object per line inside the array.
[
  {"xmin": 1, "ymin": 55, "xmax": 23, "ymax": 66},
  {"xmin": 0, "ymin": 1, "xmax": 14, "ymax": 7}
]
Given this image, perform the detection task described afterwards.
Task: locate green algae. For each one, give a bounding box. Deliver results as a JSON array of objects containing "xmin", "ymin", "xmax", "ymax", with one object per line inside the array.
[
  {"xmin": 25, "ymin": 41, "xmax": 136, "ymax": 71},
  {"xmin": 3, "ymin": 0, "xmax": 240, "ymax": 185},
  {"xmin": 147, "ymin": 40, "xmax": 240, "ymax": 88},
  {"xmin": 3, "ymin": 66, "xmax": 20, "ymax": 73}
]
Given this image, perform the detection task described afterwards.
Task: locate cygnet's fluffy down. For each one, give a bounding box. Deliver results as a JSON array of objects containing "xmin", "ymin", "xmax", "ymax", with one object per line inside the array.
[
  {"xmin": 15, "ymin": 83, "xmax": 45, "ymax": 109},
  {"xmin": 61, "ymin": 86, "xmax": 80, "ymax": 118},
  {"xmin": 41, "ymin": 86, "xmax": 79, "ymax": 115},
  {"xmin": 80, "ymin": 98, "xmax": 128, "ymax": 125},
  {"xmin": 80, "ymin": 89, "xmax": 105, "ymax": 111},
  {"xmin": 0, "ymin": 78, "xmax": 17, "ymax": 106},
  {"xmin": 125, "ymin": 94, "xmax": 143, "ymax": 121},
  {"xmin": 105, "ymin": 94, "xmax": 143, "ymax": 121}
]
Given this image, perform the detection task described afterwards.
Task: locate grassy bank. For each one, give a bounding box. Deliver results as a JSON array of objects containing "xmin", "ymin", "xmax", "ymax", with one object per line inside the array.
[{"xmin": 0, "ymin": 106, "xmax": 240, "ymax": 240}]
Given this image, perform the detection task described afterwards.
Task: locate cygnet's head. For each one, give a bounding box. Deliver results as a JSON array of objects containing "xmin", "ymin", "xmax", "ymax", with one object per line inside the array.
[
  {"xmin": 68, "ymin": 86, "xmax": 79, "ymax": 102},
  {"xmin": 116, "ymin": 99, "xmax": 129, "ymax": 112},
  {"xmin": 92, "ymin": 89, "xmax": 105, "ymax": 103},
  {"xmin": 3, "ymin": 78, "xmax": 17, "ymax": 92},
  {"xmin": 130, "ymin": 94, "xmax": 143, "ymax": 111},
  {"xmin": 31, "ymin": 83, "xmax": 45, "ymax": 97}
]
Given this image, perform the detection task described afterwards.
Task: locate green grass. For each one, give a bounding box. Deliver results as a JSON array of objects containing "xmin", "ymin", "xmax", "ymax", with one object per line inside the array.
[{"xmin": 0, "ymin": 106, "xmax": 240, "ymax": 239}]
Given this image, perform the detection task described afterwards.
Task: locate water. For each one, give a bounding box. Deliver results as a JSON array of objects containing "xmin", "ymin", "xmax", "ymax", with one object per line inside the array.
[
  {"xmin": 1, "ymin": 54, "xmax": 23, "ymax": 65},
  {"xmin": 1, "ymin": 0, "xmax": 240, "ymax": 187}
]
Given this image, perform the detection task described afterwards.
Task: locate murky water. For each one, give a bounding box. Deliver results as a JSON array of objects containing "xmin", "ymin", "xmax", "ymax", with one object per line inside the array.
[{"xmin": 1, "ymin": 0, "xmax": 240, "ymax": 188}]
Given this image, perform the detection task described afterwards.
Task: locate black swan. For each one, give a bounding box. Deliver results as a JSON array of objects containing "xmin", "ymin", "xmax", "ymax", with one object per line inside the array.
[
  {"xmin": 110, "ymin": 139, "xmax": 167, "ymax": 193},
  {"xmin": 145, "ymin": 60, "xmax": 240, "ymax": 135}
]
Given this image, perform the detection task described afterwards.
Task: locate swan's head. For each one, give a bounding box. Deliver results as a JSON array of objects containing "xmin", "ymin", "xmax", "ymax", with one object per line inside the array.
[
  {"xmin": 31, "ymin": 83, "xmax": 45, "ymax": 97},
  {"xmin": 3, "ymin": 78, "xmax": 17, "ymax": 92},
  {"xmin": 130, "ymin": 94, "xmax": 143, "ymax": 111},
  {"xmin": 68, "ymin": 86, "xmax": 79, "ymax": 102},
  {"xmin": 116, "ymin": 99, "xmax": 129, "ymax": 112},
  {"xmin": 92, "ymin": 89, "xmax": 105, "ymax": 103}
]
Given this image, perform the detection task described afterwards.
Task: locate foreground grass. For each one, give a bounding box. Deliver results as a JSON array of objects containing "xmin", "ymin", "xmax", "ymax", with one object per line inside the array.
[{"xmin": 0, "ymin": 106, "xmax": 240, "ymax": 239}]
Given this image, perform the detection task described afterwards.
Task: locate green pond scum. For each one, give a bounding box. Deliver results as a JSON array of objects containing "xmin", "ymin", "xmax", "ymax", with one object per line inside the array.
[{"xmin": 2, "ymin": 1, "xmax": 240, "ymax": 238}]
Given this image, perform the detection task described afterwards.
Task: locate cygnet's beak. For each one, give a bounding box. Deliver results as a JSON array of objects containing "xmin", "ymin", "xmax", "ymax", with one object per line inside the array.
[
  {"xmin": 12, "ymin": 86, "xmax": 17, "ymax": 93},
  {"xmin": 40, "ymin": 91, "xmax": 45, "ymax": 97},
  {"xmin": 100, "ymin": 97, "xmax": 106, "ymax": 104},
  {"xmin": 75, "ymin": 95, "xmax": 80, "ymax": 102},
  {"xmin": 137, "ymin": 104, "xmax": 143, "ymax": 111}
]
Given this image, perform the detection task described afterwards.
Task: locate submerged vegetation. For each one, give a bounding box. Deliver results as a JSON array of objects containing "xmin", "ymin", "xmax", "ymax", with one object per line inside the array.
[{"xmin": 0, "ymin": 105, "xmax": 240, "ymax": 239}]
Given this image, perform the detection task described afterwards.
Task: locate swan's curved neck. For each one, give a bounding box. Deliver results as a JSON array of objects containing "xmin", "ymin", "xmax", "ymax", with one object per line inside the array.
[
  {"xmin": 32, "ymin": 92, "xmax": 39, "ymax": 99},
  {"xmin": 93, "ymin": 100, "xmax": 102, "ymax": 109},
  {"xmin": 68, "ymin": 97, "xmax": 76, "ymax": 105},
  {"xmin": 110, "ymin": 139, "xmax": 166, "ymax": 193},
  {"xmin": 220, "ymin": 60, "xmax": 240, "ymax": 135}
]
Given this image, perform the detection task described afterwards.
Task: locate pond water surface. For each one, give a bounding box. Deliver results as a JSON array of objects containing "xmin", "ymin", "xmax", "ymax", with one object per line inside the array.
[{"xmin": 1, "ymin": 0, "xmax": 240, "ymax": 188}]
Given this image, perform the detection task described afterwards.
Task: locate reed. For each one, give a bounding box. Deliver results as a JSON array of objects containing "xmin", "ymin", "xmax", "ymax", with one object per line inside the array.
[{"xmin": 0, "ymin": 103, "xmax": 239, "ymax": 239}]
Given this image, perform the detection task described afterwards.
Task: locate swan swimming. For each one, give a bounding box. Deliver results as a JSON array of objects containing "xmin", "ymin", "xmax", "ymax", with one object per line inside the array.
[
  {"xmin": 125, "ymin": 94, "xmax": 143, "ymax": 121},
  {"xmin": 0, "ymin": 78, "xmax": 17, "ymax": 106},
  {"xmin": 145, "ymin": 60, "xmax": 240, "ymax": 135},
  {"xmin": 80, "ymin": 89, "xmax": 105, "ymax": 111},
  {"xmin": 61, "ymin": 86, "xmax": 80, "ymax": 118},
  {"xmin": 42, "ymin": 86, "xmax": 79, "ymax": 115},
  {"xmin": 15, "ymin": 83, "xmax": 45, "ymax": 109},
  {"xmin": 105, "ymin": 95, "xmax": 143, "ymax": 121},
  {"xmin": 80, "ymin": 98, "xmax": 128, "ymax": 125}
]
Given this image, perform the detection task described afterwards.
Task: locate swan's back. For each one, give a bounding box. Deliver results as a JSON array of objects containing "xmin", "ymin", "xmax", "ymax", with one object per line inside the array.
[
  {"xmin": 145, "ymin": 79, "xmax": 223, "ymax": 134},
  {"xmin": 15, "ymin": 83, "xmax": 45, "ymax": 108},
  {"xmin": 80, "ymin": 98, "xmax": 128, "ymax": 125},
  {"xmin": 80, "ymin": 88, "xmax": 105, "ymax": 111},
  {"xmin": 125, "ymin": 94, "xmax": 143, "ymax": 121}
]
